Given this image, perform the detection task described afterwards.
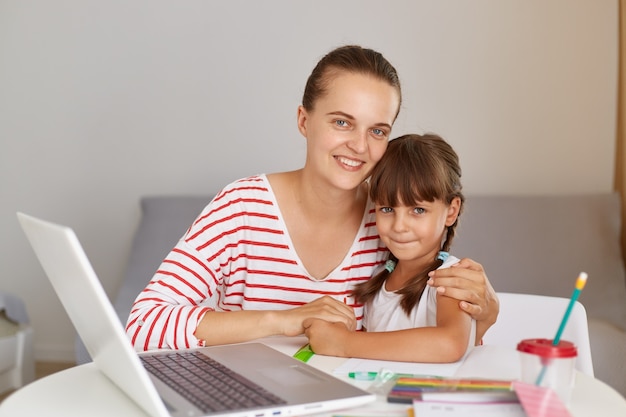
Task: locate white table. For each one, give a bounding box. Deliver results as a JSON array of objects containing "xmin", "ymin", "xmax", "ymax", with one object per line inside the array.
[{"xmin": 1, "ymin": 336, "xmax": 625, "ymax": 417}]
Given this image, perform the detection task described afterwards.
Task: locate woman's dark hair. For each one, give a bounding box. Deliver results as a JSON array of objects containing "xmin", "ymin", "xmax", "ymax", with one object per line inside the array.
[
  {"xmin": 302, "ymin": 45, "xmax": 402, "ymax": 120},
  {"xmin": 352, "ymin": 133, "xmax": 465, "ymax": 314}
]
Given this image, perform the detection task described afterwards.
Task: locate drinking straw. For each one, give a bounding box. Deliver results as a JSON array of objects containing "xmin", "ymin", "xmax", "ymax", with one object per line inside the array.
[{"xmin": 535, "ymin": 272, "xmax": 588, "ymax": 385}]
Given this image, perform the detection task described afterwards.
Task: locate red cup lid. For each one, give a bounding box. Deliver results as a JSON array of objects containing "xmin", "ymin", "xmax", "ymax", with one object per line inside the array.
[{"xmin": 517, "ymin": 338, "xmax": 577, "ymax": 358}]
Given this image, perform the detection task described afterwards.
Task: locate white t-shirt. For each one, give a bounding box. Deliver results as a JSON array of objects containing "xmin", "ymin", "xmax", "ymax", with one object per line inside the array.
[{"xmin": 363, "ymin": 255, "xmax": 476, "ymax": 359}]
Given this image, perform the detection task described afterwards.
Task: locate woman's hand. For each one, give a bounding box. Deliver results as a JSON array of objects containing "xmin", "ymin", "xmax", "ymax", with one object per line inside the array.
[
  {"xmin": 427, "ymin": 258, "xmax": 499, "ymax": 343},
  {"xmin": 277, "ymin": 295, "xmax": 356, "ymax": 337}
]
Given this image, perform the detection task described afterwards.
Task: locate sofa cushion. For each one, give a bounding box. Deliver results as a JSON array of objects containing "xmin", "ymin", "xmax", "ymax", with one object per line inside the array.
[
  {"xmin": 112, "ymin": 196, "xmax": 214, "ymax": 321},
  {"xmin": 453, "ymin": 193, "xmax": 626, "ymax": 331},
  {"xmin": 588, "ymin": 318, "xmax": 626, "ymax": 395}
]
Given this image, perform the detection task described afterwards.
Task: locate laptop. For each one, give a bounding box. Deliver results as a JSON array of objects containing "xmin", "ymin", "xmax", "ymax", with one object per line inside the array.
[{"xmin": 17, "ymin": 212, "xmax": 375, "ymax": 417}]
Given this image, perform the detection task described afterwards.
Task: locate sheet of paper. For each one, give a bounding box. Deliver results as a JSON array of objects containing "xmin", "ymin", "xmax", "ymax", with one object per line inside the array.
[
  {"xmin": 333, "ymin": 357, "xmax": 462, "ymax": 378},
  {"xmin": 332, "ymin": 345, "xmax": 520, "ymax": 379},
  {"xmin": 454, "ymin": 345, "xmax": 521, "ymax": 380}
]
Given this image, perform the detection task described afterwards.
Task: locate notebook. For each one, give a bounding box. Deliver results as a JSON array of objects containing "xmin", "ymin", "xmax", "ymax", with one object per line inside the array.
[{"xmin": 17, "ymin": 212, "xmax": 375, "ymax": 417}]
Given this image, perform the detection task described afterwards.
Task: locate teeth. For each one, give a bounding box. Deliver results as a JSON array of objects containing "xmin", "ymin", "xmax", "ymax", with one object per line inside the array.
[{"xmin": 337, "ymin": 157, "xmax": 362, "ymax": 167}]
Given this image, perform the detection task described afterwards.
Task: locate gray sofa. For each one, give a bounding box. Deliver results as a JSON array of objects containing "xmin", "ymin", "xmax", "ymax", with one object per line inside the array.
[{"xmin": 75, "ymin": 192, "xmax": 626, "ymax": 397}]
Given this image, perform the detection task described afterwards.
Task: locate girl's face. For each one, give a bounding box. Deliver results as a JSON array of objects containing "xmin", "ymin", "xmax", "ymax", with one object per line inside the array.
[
  {"xmin": 375, "ymin": 197, "xmax": 461, "ymax": 269},
  {"xmin": 297, "ymin": 71, "xmax": 400, "ymax": 192}
]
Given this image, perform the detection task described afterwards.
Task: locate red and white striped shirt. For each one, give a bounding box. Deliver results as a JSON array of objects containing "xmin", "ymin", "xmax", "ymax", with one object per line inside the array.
[{"xmin": 126, "ymin": 175, "xmax": 388, "ymax": 351}]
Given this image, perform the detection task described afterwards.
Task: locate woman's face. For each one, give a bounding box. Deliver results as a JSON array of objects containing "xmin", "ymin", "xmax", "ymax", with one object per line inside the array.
[{"xmin": 297, "ymin": 71, "xmax": 400, "ymax": 192}]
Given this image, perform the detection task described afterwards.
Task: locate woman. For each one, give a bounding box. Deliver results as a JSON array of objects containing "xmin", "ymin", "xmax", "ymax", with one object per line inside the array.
[{"xmin": 126, "ymin": 45, "xmax": 498, "ymax": 351}]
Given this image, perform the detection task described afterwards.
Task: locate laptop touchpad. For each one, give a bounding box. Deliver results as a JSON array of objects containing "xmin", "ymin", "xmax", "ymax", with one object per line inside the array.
[{"xmin": 258, "ymin": 365, "xmax": 325, "ymax": 386}]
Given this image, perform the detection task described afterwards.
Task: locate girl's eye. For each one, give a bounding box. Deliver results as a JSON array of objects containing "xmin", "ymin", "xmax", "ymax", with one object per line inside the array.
[
  {"xmin": 413, "ymin": 207, "xmax": 426, "ymax": 215},
  {"xmin": 380, "ymin": 207, "xmax": 393, "ymax": 213}
]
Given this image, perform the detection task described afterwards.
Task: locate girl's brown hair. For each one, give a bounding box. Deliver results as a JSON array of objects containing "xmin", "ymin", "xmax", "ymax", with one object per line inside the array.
[
  {"xmin": 352, "ymin": 133, "xmax": 465, "ymax": 314},
  {"xmin": 302, "ymin": 45, "xmax": 402, "ymax": 120}
]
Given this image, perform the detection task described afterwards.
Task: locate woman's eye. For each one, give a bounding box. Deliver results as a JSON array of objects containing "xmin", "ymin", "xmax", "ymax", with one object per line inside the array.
[
  {"xmin": 372, "ymin": 128, "xmax": 385, "ymax": 137},
  {"xmin": 336, "ymin": 120, "xmax": 348, "ymax": 127}
]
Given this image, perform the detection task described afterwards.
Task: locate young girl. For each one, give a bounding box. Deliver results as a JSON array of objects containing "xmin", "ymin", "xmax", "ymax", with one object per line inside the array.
[{"xmin": 304, "ymin": 133, "xmax": 474, "ymax": 363}]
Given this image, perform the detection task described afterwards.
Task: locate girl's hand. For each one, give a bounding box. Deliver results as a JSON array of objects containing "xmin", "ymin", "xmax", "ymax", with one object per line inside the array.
[
  {"xmin": 277, "ymin": 295, "xmax": 356, "ymax": 337},
  {"xmin": 303, "ymin": 318, "xmax": 351, "ymax": 357},
  {"xmin": 427, "ymin": 258, "xmax": 499, "ymax": 342}
]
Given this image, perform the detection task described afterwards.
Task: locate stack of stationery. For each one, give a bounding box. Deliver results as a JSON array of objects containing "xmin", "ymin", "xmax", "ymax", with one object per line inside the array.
[
  {"xmin": 388, "ymin": 376, "xmax": 526, "ymax": 417},
  {"xmin": 387, "ymin": 376, "xmax": 518, "ymax": 404}
]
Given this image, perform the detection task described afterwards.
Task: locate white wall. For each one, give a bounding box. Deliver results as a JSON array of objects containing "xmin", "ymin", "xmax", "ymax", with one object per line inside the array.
[{"xmin": 0, "ymin": 0, "xmax": 617, "ymax": 361}]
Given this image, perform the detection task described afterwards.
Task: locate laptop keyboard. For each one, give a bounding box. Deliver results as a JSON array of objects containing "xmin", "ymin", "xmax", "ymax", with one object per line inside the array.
[{"xmin": 141, "ymin": 351, "xmax": 287, "ymax": 413}]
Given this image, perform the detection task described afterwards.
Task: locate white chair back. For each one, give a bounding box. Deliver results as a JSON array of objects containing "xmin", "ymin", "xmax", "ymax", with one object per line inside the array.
[{"xmin": 483, "ymin": 292, "xmax": 594, "ymax": 376}]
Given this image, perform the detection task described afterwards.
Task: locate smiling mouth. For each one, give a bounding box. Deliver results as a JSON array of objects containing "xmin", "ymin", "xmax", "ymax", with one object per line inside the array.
[
  {"xmin": 388, "ymin": 237, "xmax": 416, "ymax": 246},
  {"xmin": 336, "ymin": 156, "xmax": 364, "ymax": 168}
]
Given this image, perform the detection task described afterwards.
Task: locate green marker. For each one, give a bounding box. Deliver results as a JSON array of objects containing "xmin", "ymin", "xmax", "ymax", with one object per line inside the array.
[{"xmin": 348, "ymin": 371, "xmax": 378, "ymax": 381}]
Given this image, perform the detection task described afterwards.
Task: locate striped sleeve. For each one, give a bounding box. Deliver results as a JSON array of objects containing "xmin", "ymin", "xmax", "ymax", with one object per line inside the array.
[{"xmin": 126, "ymin": 239, "xmax": 216, "ymax": 351}]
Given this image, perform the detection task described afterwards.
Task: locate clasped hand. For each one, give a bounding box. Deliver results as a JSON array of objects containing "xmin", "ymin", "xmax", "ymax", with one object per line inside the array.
[{"xmin": 279, "ymin": 295, "xmax": 356, "ymax": 337}]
